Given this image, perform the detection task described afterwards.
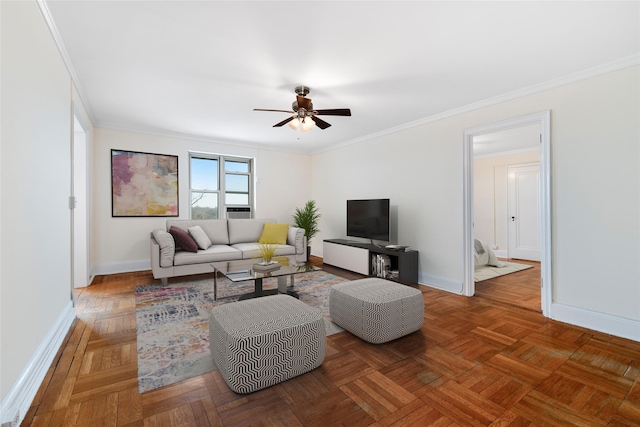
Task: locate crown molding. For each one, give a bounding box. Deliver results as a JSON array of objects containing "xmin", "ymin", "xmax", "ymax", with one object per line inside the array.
[
  {"xmin": 37, "ymin": 0, "xmax": 97, "ymax": 126},
  {"xmin": 315, "ymin": 54, "xmax": 640, "ymax": 155},
  {"xmin": 96, "ymin": 124, "xmax": 313, "ymax": 156},
  {"xmin": 33, "ymin": 3, "xmax": 638, "ymax": 157}
]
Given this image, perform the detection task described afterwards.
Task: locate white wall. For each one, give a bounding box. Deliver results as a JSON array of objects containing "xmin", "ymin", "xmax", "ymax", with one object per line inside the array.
[
  {"xmin": 313, "ymin": 66, "xmax": 640, "ymax": 324},
  {"xmin": 92, "ymin": 128, "xmax": 312, "ymax": 274},
  {"xmin": 0, "ymin": 0, "xmax": 75, "ymax": 415},
  {"xmin": 474, "ymin": 150, "xmax": 540, "ymax": 254}
]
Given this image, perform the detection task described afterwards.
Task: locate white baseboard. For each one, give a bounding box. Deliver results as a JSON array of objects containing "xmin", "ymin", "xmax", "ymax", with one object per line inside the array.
[
  {"xmin": 418, "ymin": 272, "xmax": 639, "ymax": 343},
  {"xmin": 551, "ymin": 303, "xmax": 640, "ymax": 342},
  {"xmin": 419, "ymin": 272, "xmax": 463, "ymax": 294},
  {"xmin": 91, "ymin": 259, "xmax": 150, "ymax": 277},
  {"xmin": 0, "ymin": 302, "xmax": 76, "ymax": 425}
]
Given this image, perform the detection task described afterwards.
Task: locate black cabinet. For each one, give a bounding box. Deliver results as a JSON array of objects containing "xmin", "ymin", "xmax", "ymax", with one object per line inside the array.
[{"xmin": 323, "ymin": 239, "xmax": 418, "ymax": 285}]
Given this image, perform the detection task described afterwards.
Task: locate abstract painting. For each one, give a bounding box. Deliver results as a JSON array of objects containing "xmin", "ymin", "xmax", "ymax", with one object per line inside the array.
[{"xmin": 111, "ymin": 150, "xmax": 178, "ymax": 217}]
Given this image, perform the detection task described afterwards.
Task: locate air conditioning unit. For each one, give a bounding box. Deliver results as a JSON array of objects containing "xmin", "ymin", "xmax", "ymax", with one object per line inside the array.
[{"xmin": 226, "ymin": 206, "xmax": 252, "ymax": 219}]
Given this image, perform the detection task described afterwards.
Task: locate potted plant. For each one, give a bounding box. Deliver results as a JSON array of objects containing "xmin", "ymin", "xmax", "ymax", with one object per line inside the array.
[
  {"xmin": 292, "ymin": 200, "xmax": 321, "ymax": 261},
  {"xmin": 257, "ymin": 243, "xmax": 277, "ymax": 264}
]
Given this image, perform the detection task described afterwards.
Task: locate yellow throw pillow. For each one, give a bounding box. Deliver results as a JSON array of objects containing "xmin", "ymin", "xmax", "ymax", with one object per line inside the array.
[{"xmin": 258, "ymin": 223, "xmax": 289, "ymax": 245}]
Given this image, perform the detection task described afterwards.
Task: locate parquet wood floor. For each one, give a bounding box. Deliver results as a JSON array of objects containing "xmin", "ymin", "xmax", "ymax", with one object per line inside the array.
[
  {"xmin": 474, "ymin": 259, "xmax": 541, "ymax": 312},
  {"xmin": 22, "ymin": 258, "xmax": 640, "ymax": 426}
]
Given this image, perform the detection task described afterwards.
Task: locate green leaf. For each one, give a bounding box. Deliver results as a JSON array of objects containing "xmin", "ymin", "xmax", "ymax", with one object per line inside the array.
[{"xmin": 292, "ymin": 200, "xmax": 321, "ymax": 243}]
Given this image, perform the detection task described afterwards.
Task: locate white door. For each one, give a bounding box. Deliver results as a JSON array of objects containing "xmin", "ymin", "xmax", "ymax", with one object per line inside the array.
[
  {"xmin": 73, "ymin": 116, "xmax": 89, "ymax": 288},
  {"xmin": 508, "ymin": 163, "xmax": 540, "ymax": 261}
]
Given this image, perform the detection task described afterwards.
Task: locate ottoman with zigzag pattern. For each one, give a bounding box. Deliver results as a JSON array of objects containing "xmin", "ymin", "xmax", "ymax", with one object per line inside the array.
[
  {"xmin": 209, "ymin": 294, "xmax": 326, "ymax": 394},
  {"xmin": 330, "ymin": 278, "xmax": 424, "ymax": 344}
]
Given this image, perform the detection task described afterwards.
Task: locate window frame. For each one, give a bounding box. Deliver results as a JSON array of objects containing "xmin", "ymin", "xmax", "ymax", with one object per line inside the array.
[{"xmin": 189, "ymin": 152, "xmax": 254, "ymax": 219}]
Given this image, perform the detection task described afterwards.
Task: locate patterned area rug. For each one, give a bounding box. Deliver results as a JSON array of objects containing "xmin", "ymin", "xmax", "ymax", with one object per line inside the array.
[
  {"xmin": 135, "ymin": 270, "xmax": 346, "ymax": 393},
  {"xmin": 474, "ymin": 261, "xmax": 533, "ymax": 282}
]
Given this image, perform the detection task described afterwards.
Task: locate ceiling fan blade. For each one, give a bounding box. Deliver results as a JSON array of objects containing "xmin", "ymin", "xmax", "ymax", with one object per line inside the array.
[
  {"xmin": 311, "ymin": 116, "xmax": 331, "ymax": 129},
  {"xmin": 314, "ymin": 108, "xmax": 351, "ymax": 116},
  {"xmin": 254, "ymin": 108, "xmax": 295, "ymax": 113},
  {"xmin": 273, "ymin": 116, "xmax": 295, "ymax": 127},
  {"xmin": 296, "ymin": 95, "xmax": 313, "ymax": 111}
]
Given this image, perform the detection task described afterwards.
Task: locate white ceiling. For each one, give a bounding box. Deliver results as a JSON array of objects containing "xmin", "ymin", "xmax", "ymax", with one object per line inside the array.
[{"xmin": 44, "ymin": 1, "xmax": 639, "ymax": 155}]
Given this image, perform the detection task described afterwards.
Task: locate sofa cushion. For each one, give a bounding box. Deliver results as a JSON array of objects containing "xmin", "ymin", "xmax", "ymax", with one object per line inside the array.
[
  {"xmin": 174, "ymin": 245, "xmax": 241, "ymax": 266},
  {"xmin": 169, "ymin": 226, "xmax": 198, "ymax": 253},
  {"xmin": 152, "ymin": 229, "xmax": 175, "ymax": 267},
  {"xmin": 189, "ymin": 225, "xmax": 212, "ymax": 250},
  {"xmin": 228, "ymin": 218, "xmax": 276, "ymax": 245},
  {"xmin": 258, "ymin": 223, "xmax": 289, "ymax": 245},
  {"xmin": 232, "ymin": 243, "xmax": 296, "ymax": 259}
]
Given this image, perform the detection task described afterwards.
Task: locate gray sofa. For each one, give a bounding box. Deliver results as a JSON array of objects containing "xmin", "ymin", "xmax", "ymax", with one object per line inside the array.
[{"xmin": 150, "ymin": 218, "xmax": 307, "ymax": 285}]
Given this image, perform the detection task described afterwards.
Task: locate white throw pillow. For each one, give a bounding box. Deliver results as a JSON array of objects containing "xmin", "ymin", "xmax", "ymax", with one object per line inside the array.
[{"xmin": 188, "ymin": 225, "xmax": 213, "ymax": 250}]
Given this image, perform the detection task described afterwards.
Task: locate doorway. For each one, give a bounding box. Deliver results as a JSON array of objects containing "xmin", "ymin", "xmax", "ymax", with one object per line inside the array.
[{"xmin": 462, "ymin": 111, "xmax": 552, "ymax": 317}]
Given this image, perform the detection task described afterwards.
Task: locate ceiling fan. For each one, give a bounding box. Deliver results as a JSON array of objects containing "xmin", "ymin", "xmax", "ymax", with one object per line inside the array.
[{"xmin": 254, "ymin": 86, "xmax": 351, "ymax": 131}]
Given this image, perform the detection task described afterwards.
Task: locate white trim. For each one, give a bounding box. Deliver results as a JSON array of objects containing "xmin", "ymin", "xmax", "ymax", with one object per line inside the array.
[
  {"xmin": 91, "ymin": 259, "xmax": 150, "ymax": 277},
  {"xmin": 539, "ymin": 114, "xmax": 552, "ymax": 315},
  {"xmin": 551, "ymin": 303, "xmax": 640, "ymax": 343},
  {"xmin": 36, "ymin": 0, "xmax": 96, "ymax": 124},
  {"xmin": 462, "ymin": 111, "xmax": 552, "ymax": 317},
  {"xmin": 0, "ymin": 302, "xmax": 76, "ymax": 425},
  {"xmin": 316, "ymin": 54, "xmax": 638, "ymax": 155},
  {"xmin": 473, "ymin": 146, "xmax": 540, "ymax": 160},
  {"xmin": 419, "ymin": 274, "xmax": 463, "ymax": 295}
]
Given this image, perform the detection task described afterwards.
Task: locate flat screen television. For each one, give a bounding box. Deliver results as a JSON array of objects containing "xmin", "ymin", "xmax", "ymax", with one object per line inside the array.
[{"xmin": 346, "ymin": 199, "xmax": 390, "ymax": 242}]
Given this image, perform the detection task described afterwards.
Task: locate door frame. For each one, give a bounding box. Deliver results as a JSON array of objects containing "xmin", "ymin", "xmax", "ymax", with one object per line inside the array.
[
  {"xmin": 462, "ymin": 111, "xmax": 552, "ymax": 316},
  {"xmin": 72, "ymin": 104, "xmax": 90, "ymax": 291}
]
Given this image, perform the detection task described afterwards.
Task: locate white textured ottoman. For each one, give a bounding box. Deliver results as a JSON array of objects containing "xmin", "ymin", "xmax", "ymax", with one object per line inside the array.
[
  {"xmin": 209, "ymin": 295, "xmax": 326, "ymax": 394},
  {"xmin": 330, "ymin": 278, "xmax": 424, "ymax": 344}
]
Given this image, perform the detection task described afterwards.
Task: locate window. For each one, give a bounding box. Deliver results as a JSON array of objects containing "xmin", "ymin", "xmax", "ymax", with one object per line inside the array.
[{"xmin": 189, "ymin": 153, "xmax": 253, "ymax": 219}]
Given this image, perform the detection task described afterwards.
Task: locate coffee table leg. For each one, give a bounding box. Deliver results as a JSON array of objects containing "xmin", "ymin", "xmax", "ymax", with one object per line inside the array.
[
  {"xmin": 276, "ymin": 275, "xmax": 299, "ymax": 299},
  {"xmin": 213, "ymin": 270, "xmax": 217, "ymax": 301},
  {"xmin": 255, "ymin": 278, "xmax": 263, "ymax": 296},
  {"xmin": 239, "ymin": 278, "xmax": 274, "ymax": 300},
  {"xmin": 278, "ymin": 277, "xmax": 287, "ymax": 294}
]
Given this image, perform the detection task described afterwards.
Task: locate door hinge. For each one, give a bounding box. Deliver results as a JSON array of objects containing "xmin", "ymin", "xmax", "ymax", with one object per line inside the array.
[
  {"xmin": 69, "ymin": 196, "xmax": 77, "ymax": 209},
  {"xmin": 539, "ymin": 134, "xmax": 542, "ymax": 143}
]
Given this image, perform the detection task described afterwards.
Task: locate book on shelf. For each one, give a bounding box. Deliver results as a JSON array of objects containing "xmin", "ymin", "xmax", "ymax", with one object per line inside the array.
[{"xmin": 372, "ymin": 254, "xmax": 390, "ymax": 278}]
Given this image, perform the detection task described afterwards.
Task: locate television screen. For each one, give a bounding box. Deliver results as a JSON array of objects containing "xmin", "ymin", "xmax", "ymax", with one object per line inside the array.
[{"xmin": 346, "ymin": 199, "xmax": 390, "ymax": 242}]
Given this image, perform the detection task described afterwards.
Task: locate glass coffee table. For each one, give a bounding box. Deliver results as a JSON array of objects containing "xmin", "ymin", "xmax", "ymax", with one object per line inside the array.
[{"xmin": 211, "ymin": 256, "xmax": 320, "ymax": 301}]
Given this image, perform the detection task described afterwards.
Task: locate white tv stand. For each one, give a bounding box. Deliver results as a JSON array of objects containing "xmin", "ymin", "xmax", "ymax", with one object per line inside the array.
[{"xmin": 323, "ymin": 239, "xmax": 418, "ymax": 285}]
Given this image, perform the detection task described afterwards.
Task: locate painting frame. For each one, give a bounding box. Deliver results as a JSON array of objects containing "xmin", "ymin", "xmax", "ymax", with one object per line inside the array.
[{"xmin": 111, "ymin": 149, "xmax": 179, "ymax": 217}]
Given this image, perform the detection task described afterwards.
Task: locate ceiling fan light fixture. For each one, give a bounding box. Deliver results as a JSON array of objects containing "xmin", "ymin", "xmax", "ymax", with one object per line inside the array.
[
  {"xmin": 255, "ymin": 86, "xmax": 351, "ymax": 131},
  {"xmin": 288, "ymin": 117, "xmax": 301, "ymax": 130},
  {"xmin": 301, "ymin": 117, "xmax": 315, "ymax": 132}
]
